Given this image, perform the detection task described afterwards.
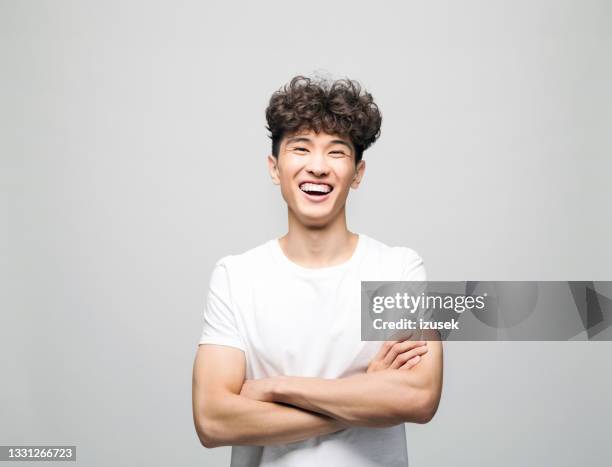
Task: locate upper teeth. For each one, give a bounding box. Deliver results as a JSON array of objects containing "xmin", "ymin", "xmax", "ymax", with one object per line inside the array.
[{"xmin": 300, "ymin": 183, "xmax": 331, "ymax": 193}]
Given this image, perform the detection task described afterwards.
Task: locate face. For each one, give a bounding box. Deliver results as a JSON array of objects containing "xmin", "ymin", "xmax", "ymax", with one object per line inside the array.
[{"xmin": 267, "ymin": 129, "xmax": 366, "ymax": 228}]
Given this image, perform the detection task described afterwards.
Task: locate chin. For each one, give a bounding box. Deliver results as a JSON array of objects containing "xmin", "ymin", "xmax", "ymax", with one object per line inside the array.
[{"xmin": 293, "ymin": 207, "xmax": 338, "ymax": 228}]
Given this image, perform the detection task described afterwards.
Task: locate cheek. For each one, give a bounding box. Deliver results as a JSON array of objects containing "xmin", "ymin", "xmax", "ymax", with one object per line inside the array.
[
  {"xmin": 277, "ymin": 171, "xmax": 298, "ymax": 201},
  {"xmin": 278, "ymin": 157, "xmax": 302, "ymax": 178},
  {"xmin": 335, "ymin": 167, "xmax": 357, "ymax": 190},
  {"xmin": 278, "ymin": 160, "xmax": 304, "ymax": 189}
]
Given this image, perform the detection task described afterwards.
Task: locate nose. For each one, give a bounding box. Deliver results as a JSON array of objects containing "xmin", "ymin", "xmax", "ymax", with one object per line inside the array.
[{"xmin": 305, "ymin": 151, "xmax": 330, "ymax": 177}]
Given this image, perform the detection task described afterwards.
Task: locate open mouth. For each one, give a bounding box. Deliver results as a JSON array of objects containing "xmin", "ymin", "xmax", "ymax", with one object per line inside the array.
[{"xmin": 299, "ymin": 182, "xmax": 333, "ymax": 197}]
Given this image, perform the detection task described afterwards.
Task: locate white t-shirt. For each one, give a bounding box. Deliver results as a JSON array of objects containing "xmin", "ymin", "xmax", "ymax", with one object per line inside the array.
[{"xmin": 199, "ymin": 233, "xmax": 426, "ymax": 467}]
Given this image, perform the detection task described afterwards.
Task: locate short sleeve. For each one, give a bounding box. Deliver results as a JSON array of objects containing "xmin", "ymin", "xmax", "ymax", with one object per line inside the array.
[
  {"xmin": 400, "ymin": 248, "xmax": 433, "ymax": 324},
  {"xmin": 400, "ymin": 247, "xmax": 427, "ymax": 282},
  {"xmin": 198, "ymin": 258, "xmax": 246, "ymax": 352}
]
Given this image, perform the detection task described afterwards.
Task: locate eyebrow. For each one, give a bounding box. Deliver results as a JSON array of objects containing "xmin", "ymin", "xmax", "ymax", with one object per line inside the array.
[
  {"xmin": 285, "ymin": 137, "xmax": 311, "ymax": 145},
  {"xmin": 285, "ymin": 137, "xmax": 354, "ymax": 152},
  {"xmin": 329, "ymin": 139, "xmax": 353, "ymax": 152}
]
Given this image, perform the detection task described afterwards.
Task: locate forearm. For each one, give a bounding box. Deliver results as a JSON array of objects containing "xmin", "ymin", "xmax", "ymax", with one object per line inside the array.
[
  {"xmin": 272, "ymin": 370, "xmax": 434, "ymax": 427},
  {"xmin": 196, "ymin": 391, "xmax": 346, "ymax": 447}
]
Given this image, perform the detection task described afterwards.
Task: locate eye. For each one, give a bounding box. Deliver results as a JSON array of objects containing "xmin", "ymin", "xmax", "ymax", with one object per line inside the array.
[
  {"xmin": 292, "ymin": 146, "xmax": 309, "ymax": 153},
  {"xmin": 329, "ymin": 150, "xmax": 348, "ymax": 157}
]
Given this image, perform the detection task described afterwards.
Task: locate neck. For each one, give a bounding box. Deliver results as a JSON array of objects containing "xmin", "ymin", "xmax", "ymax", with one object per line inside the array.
[{"xmin": 279, "ymin": 207, "xmax": 359, "ymax": 268}]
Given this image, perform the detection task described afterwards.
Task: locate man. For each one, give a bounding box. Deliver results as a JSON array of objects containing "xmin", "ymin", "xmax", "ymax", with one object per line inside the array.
[{"xmin": 192, "ymin": 75, "xmax": 443, "ymax": 467}]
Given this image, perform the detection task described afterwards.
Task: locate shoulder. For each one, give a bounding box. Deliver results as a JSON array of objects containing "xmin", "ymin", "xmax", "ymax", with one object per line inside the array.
[
  {"xmin": 364, "ymin": 235, "xmax": 423, "ymax": 262},
  {"xmin": 211, "ymin": 239, "xmax": 274, "ymax": 278},
  {"xmin": 362, "ymin": 234, "xmax": 426, "ymax": 281}
]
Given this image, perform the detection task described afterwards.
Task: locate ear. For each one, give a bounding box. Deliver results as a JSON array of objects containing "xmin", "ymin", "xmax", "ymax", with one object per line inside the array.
[
  {"xmin": 351, "ymin": 160, "xmax": 366, "ymax": 189},
  {"xmin": 267, "ymin": 154, "xmax": 281, "ymax": 185}
]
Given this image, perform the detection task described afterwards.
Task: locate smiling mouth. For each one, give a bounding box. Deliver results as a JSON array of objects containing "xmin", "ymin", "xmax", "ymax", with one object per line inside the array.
[{"xmin": 299, "ymin": 182, "xmax": 333, "ymax": 196}]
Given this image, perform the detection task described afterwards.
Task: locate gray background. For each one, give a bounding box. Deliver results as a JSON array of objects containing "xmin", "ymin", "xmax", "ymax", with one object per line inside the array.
[{"xmin": 2, "ymin": 0, "xmax": 611, "ymax": 466}]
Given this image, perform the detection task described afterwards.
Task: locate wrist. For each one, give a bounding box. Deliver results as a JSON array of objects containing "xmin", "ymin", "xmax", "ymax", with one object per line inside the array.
[{"xmin": 270, "ymin": 375, "xmax": 290, "ymax": 402}]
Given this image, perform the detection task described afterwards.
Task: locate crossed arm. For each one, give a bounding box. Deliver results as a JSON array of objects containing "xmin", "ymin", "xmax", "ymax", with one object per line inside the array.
[{"xmin": 192, "ymin": 332, "xmax": 443, "ymax": 448}]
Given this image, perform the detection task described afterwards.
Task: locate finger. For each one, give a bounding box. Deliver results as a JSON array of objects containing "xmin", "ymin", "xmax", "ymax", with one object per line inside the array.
[
  {"xmin": 382, "ymin": 340, "xmax": 426, "ymax": 366},
  {"xmin": 382, "ymin": 340, "xmax": 427, "ymax": 367},
  {"xmin": 372, "ymin": 340, "xmax": 399, "ymax": 363},
  {"xmin": 399, "ymin": 354, "xmax": 422, "ymax": 370},
  {"xmin": 390, "ymin": 345, "xmax": 429, "ymax": 369},
  {"xmin": 391, "ymin": 346, "xmax": 429, "ymax": 370}
]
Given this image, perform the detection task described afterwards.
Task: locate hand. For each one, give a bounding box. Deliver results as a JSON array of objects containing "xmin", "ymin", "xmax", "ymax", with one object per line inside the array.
[
  {"xmin": 367, "ymin": 340, "xmax": 428, "ymax": 373},
  {"xmin": 240, "ymin": 377, "xmax": 278, "ymax": 402}
]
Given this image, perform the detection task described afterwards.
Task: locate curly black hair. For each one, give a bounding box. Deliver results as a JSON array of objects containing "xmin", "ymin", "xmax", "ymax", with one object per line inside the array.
[{"xmin": 265, "ymin": 75, "xmax": 382, "ymax": 164}]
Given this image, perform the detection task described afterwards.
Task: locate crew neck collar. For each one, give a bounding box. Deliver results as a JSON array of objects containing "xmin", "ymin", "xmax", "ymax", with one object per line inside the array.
[{"xmin": 269, "ymin": 233, "xmax": 367, "ymax": 276}]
